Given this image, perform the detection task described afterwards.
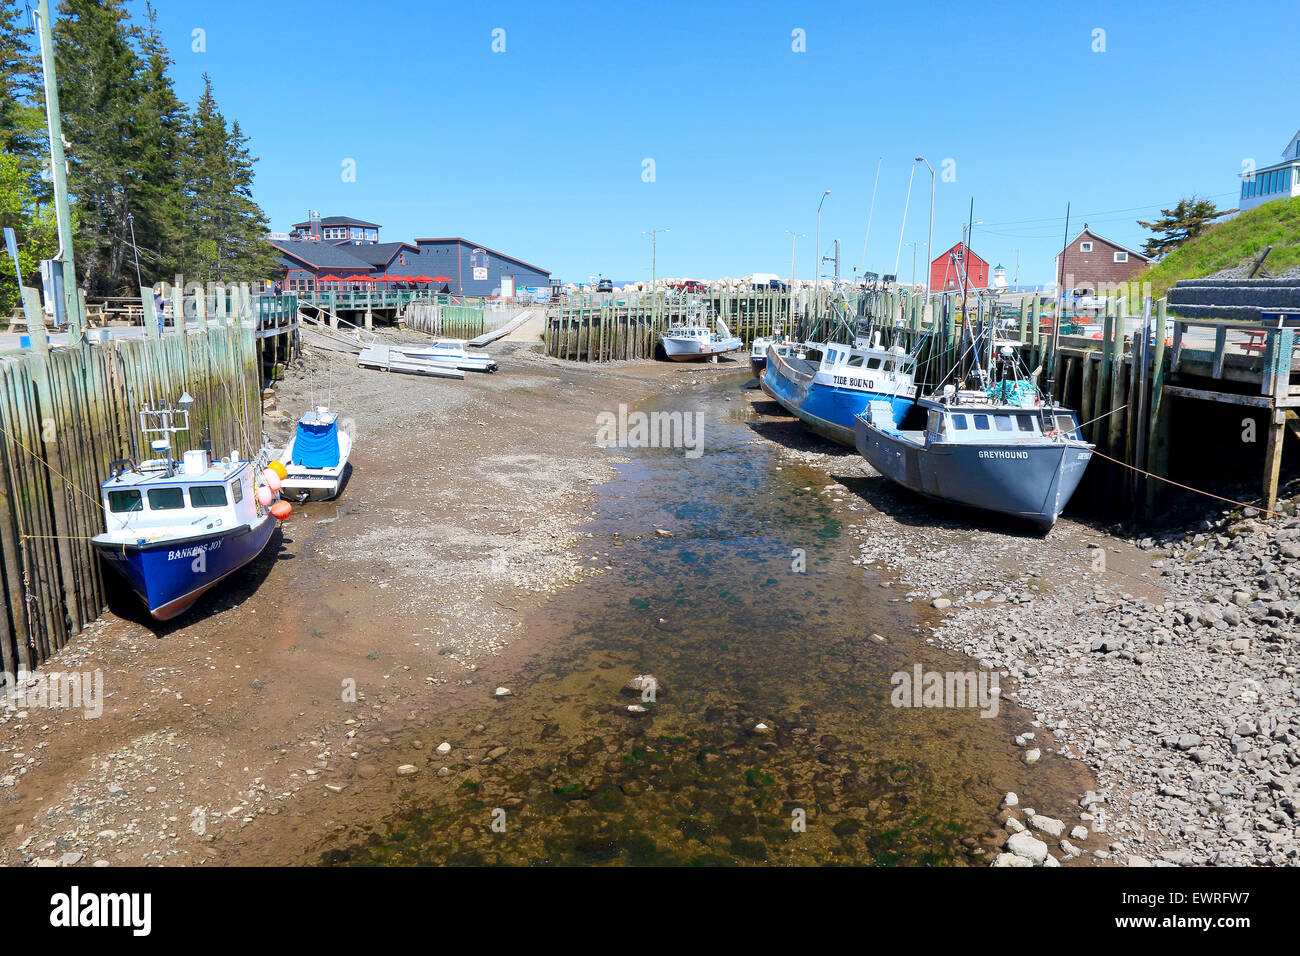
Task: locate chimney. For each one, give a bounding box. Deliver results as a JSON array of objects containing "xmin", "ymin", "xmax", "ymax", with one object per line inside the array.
[{"xmin": 310, "ymin": 210, "xmax": 321, "ymax": 241}]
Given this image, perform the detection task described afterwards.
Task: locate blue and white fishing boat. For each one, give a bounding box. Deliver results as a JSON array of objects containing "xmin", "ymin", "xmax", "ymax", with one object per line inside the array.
[
  {"xmin": 660, "ymin": 304, "xmax": 742, "ymax": 362},
  {"xmin": 760, "ymin": 337, "xmax": 919, "ymax": 446},
  {"xmin": 854, "ymin": 350, "xmax": 1094, "ymax": 531},
  {"xmin": 92, "ymin": 396, "xmax": 281, "ymax": 620},
  {"xmin": 279, "ymin": 406, "xmax": 352, "ymax": 501},
  {"xmin": 748, "ymin": 324, "xmax": 801, "ymax": 378}
]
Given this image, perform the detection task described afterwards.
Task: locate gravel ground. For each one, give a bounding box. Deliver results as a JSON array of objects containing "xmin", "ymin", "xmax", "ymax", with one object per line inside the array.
[{"xmin": 745, "ymin": 390, "xmax": 1300, "ymax": 867}]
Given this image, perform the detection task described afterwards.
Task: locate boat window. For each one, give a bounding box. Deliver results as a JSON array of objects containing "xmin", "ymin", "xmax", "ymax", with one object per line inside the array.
[
  {"xmin": 973, "ymin": 414, "xmax": 990, "ymax": 430},
  {"xmin": 927, "ymin": 410, "xmax": 942, "ymax": 434},
  {"xmin": 231, "ymin": 479, "xmax": 244, "ymax": 504},
  {"xmin": 847, "ymin": 355, "xmax": 864, "ymax": 367},
  {"xmin": 147, "ymin": 487, "xmax": 186, "ymax": 510},
  {"xmin": 1016, "ymin": 416, "xmax": 1035, "ymax": 432},
  {"xmin": 994, "ymin": 414, "xmax": 1013, "ymax": 432},
  {"xmin": 951, "ymin": 414, "xmax": 968, "ymax": 430},
  {"xmin": 190, "ymin": 485, "xmax": 228, "ymax": 508},
  {"xmin": 108, "ymin": 490, "xmax": 142, "ymax": 513},
  {"xmin": 1055, "ymin": 415, "xmax": 1078, "ymax": 435},
  {"xmin": 866, "ymin": 357, "xmax": 882, "ymax": 369}
]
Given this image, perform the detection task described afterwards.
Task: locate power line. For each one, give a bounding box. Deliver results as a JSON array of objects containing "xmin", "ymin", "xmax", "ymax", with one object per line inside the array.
[{"xmin": 977, "ymin": 191, "xmax": 1238, "ymax": 230}]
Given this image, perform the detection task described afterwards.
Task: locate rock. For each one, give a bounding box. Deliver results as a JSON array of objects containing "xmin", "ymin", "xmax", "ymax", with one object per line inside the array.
[
  {"xmin": 485, "ymin": 746, "xmax": 509, "ymax": 761},
  {"xmin": 623, "ymin": 674, "xmax": 665, "ymax": 699},
  {"xmin": 932, "ymin": 598, "xmax": 952, "ymax": 610},
  {"xmin": 436, "ymin": 741, "xmax": 452, "ymax": 755},
  {"xmin": 991, "ymin": 852, "xmax": 1032, "ymax": 867},
  {"xmin": 1003, "ymin": 792, "xmax": 1019, "ymax": 807},
  {"xmin": 625, "ymin": 704, "xmax": 648, "ymax": 715},
  {"xmin": 357, "ymin": 763, "xmax": 379, "ymax": 779},
  {"xmin": 1023, "ymin": 748, "xmax": 1041, "ymax": 764},
  {"xmin": 59, "ymin": 852, "xmax": 83, "ymax": 866},
  {"xmin": 749, "ymin": 721, "xmax": 774, "ymax": 736},
  {"xmin": 1006, "ymin": 830, "xmax": 1049, "ymax": 865},
  {"xmin": 396, "ymin": 764, "xmax": 418, "ymax": 776},
  {"xmin": 1060, "ymin": 840, "xmax": 1082, "ymax": 858},
  {"xmin": 1070, "ymin": 825, "xmax": 1089, "ymax": 841},
  {"xmin": 1029, "ymin": 815, "xmax": 1065, "ymax": 838},
  {"xmin": 493, "ymin": 687, "xmax": 513, "ymax": 698}
]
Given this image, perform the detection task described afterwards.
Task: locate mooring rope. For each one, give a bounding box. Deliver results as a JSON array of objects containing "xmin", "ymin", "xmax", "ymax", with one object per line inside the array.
[{"xmin": 1088, "ymin": 446, "xmax": 1283, "ymax": 520}]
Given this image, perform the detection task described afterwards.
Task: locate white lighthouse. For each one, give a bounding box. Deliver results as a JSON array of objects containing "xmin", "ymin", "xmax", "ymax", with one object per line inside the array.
[{"xmin": 991, "ymin": 263, "xmax": 1009, "ymax": 290}]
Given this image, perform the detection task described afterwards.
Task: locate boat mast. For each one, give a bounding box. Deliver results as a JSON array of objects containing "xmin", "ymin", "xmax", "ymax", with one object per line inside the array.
[{"xmin": 1048, "ymin": 202, "xmax": 1071, "ymax": 405}]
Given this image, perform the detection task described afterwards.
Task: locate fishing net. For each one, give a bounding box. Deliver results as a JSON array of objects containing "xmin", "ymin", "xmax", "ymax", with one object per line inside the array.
[{"xmin": 986, "ymin": 380, "xmax": 1037, "ymax": 407}]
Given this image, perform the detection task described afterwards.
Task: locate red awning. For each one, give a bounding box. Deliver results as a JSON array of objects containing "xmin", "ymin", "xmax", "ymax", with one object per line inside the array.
[
  {"xmin": 430, "ymin": 275, "xmax": 451, "ymax": 282},
  {"xmin": 317, "ymin": 274, "xmax": 342, "ymax": 282}
]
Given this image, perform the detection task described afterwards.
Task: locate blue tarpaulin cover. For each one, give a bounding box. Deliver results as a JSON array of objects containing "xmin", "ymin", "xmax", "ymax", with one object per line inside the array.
[{"xmin": 292, "ymin": 418, "xmax": 340, "ymax": 468}]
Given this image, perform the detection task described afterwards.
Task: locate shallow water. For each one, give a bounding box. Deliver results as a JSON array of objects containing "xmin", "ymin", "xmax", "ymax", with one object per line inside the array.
[{"xmin": 316, "ymin": 371, "xmax": 1091, "ymax": 865}]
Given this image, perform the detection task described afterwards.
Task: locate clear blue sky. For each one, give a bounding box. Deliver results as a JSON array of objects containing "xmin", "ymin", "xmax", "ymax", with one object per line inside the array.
[{"xmin": 136, "ymin": 0, "xmax": 1289, "ymax": 284}]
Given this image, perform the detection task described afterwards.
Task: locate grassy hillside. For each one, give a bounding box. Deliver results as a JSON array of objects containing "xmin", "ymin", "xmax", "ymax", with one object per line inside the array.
[{"xmin": 1134, "ymin": 195, "xmax": 1300, "ymax": 297}]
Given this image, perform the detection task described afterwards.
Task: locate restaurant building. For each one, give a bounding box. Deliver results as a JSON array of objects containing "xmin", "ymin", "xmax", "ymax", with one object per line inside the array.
[{"xmin": 268, "ymin": 212, "xmax": 550, "ymax": 296}]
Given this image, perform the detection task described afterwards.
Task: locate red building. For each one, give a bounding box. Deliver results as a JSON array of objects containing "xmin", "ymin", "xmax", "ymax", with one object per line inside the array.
[{"xmin": 929, "ymin": 242, "xmax": 989, "ymax": 292}]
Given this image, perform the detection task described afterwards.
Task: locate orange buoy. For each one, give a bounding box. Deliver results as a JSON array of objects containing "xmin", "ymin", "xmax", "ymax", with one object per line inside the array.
[
  {"xmin": 269, "ymin": 460, "xmax": 288, "ymax": 480},
  {"xmin": 270, "ymin": 500, "xmax": 292, "ymax": 521}
]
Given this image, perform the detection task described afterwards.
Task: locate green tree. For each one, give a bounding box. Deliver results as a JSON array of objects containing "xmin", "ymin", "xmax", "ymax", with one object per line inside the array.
[
  {"xmin": 0, "ymin": 0, "xmax": 45, "ymax": 186},
  {"xmin": 53, "ymin": 0, "xmax": 140, "ymax": 294},
  {"xmin": 1138, "ymin": 196, "xmax": 1232, "ymax": 259},
  {"xmin": 180, "ymin": 76, "xmax": 277, "ymax": 284},
  {"xmin": 0, "ymin": 152, "xmax": 60, "ymax": 316}
]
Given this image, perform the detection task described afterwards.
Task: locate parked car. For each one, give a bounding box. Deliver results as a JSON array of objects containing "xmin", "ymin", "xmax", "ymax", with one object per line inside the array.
[{"xmin": 596, "ymin": 278, "xmax": 614, "ymax": 293}]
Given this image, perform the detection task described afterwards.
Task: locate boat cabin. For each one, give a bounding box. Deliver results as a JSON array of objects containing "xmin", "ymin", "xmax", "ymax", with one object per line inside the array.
[
  {"xmin": 922, "ymin": 401, "xmax": 1081, "ymax": 443},
  {"xmin": 99, "ymin": 450, "xmax": 257, "ymax": 544},
  {"xmin": 820, "ymin": 343, "xmax": 916, "ymax": 381}
]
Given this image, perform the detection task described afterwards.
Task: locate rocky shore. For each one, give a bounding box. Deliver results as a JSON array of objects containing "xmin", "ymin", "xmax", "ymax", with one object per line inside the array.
[{"xmin": 751, "ymin": 418, "xmax": 1299, "ymax": 867}]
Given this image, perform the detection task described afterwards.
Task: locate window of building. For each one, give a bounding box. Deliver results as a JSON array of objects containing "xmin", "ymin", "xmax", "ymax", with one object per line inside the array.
[
  {"xmin": 1080, "ymin": 241, "xmax": 1093, "ymax": 252},
  {"xmin": 398, "ymin": 253, "xmax": 406, "ymax": 266},
  {"xmin": 1114, "ymin": 251, "xmax": 1128, "ymax": 263},
  {"xmin": 147, "ymin": 487, "xmax": 185, "ymax": 510},
  {"xmin": 190, "ymin": 485, "xmax": 228, "ymax": 508}
]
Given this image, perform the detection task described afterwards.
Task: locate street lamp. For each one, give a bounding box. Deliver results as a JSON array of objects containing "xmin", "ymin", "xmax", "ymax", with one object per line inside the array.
[
  {"xmin": 915, "ymin": 157, "xmax": 935, "ymax": 303},
  {"xmin": 815, "ymin": 189, "xmax": 830, "ymax": 314},
  {"xmin": 642, "ymin": 228, "xmax": 668, "ymax": 322}
]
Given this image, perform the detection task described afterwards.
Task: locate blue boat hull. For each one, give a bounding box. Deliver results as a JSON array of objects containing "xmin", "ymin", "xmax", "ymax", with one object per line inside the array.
[
  {"xmin": 761, "ymin": 354, "xmax": 914, "ymax": 447},
  {"xmin": 95, "ymin": 518, "xmax": 277, "ymax": 620},
  {"xmin": 854, "ymin": 417, "xmax": 1094, "ymax": 531}
]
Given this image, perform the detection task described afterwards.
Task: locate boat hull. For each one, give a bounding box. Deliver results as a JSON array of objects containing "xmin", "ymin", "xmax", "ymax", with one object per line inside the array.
[
  {"xmin": 280, "ymin": 429, "xmax": 352, "ymax": 501},
  {"xmin": 662, "ymin": 336, "xmax": 743, "ymax": 361},
  {"xmin": 94, "ymin": 518, "xmax": 277, "ymax": 620},
  {"xmin": 762, "ymin": 350, "xmax": 914, "ymax": 447},
  {"xmin": 854, "ymin": 417, "xmax": 1093, "ymax": 530},
  {"xmin": 749, "ymin": 355, "xmax": 767, "ymax": 377}
]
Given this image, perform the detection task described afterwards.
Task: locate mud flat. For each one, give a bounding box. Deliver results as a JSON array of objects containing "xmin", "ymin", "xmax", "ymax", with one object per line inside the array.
[
  {"xmin": 745, "ymin": 385, "xmax": 1300, "ymax": 867},
  {"xmin": 0, "ymin": 338, "xmax": 704, "ymax": 866}
]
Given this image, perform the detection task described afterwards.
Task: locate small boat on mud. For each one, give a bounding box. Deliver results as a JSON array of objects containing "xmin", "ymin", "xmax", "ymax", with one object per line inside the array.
[
  {"xmin": 279, "ymin": 407, "xmax": 352, "ymax": 501},
  {"xmin": 761, "ymin": 337, "xmax": 920, "ymax": 446},
  {"xmin": 92, "ymin": 396, "xmax": 287, "ymax": 620},
  {"xmin": 854, "ymin": 351, "xmax": 1094, "ymax": 531},
  {"xmin": 748, "ymin": 326, "xmax": 801, "ymax": 377},
  {"xmin": 392, "ymin": 339, "xmax": 499, "ymax": 373},
  {"xmin": 357, "ymin": 343, "xmax": 465, "ymax": 379},
  {"xmin": 660, "ymin": 304, "xmax": 742, "ymax": 362}
]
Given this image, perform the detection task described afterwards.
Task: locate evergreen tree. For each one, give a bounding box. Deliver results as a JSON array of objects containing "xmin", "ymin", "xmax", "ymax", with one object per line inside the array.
[
  {"xmin": 1138, "ymin": 197, "xmax": 1231, "ymax": 259},
  {"xmin": 0, "ymin": 0, "xmax": 44, "ymax": 186},
  {"xmin": 53, "ymin": 0, "xmax": 141, "ymax": 294},
  {"xmin": 126, "ymin": 4, "xmax": 188, "ymax": 284},
  {"xmin": 0, "ymin": 0, "xmax": 51, "ymax": 314}
]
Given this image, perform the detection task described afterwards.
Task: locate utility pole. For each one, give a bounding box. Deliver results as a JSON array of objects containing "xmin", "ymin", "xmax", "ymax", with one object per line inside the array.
[{"xmin": 32, "ymin": 0, "xmax": 85, "ymax": 343}]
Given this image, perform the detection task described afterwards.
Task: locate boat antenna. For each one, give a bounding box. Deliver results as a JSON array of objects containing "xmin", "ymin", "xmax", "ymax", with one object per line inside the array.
[
  {"xmin": 858, "ymin": 158, "xmax": 881, "ymax": 278},
  {"xmin": 1048, "ymin": 202, "xmax": 1070, "ymax": 402}
]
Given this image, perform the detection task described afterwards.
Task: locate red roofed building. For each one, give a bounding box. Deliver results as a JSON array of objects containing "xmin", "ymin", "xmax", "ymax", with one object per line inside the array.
[{"xmin": 929, "ymin": 242, "xmax": 989, "ymax": 292}]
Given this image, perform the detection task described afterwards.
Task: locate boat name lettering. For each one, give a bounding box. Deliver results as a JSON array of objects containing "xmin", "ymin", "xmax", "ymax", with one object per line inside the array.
[
  {"xmin": 978, "ymin": 450, "xmax": 1030, "ymax": 459},
  {"xmin": 168, "ymin": 540, "xmax": 222, "ymax": 561}
]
